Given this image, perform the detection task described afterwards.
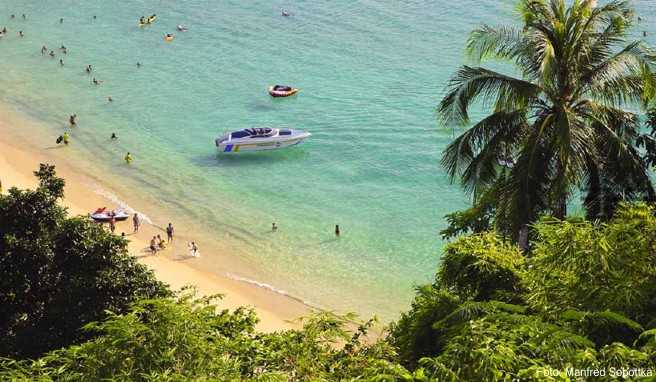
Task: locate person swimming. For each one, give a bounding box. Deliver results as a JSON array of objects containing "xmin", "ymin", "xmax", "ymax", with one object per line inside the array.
[
  {"xmin": 177, "ymin": 24, "xmax": 188, "ymax": 31},
  {"xmin": 59, "ymin": 18, "xmax": 63, "ymax": 24},
  {"xmin": 136, "ymin": 62, "xmax": 142, "ymax": 68},
  {"xmin": 140, "ymin": 16, "xmax": 145, "ymax": 24},
  {"xmin": 85, "ymin": 64, "xmax": 92, "ymax": 73},
  {"xmin": 92, "ymin": 78, "xmax": 103, "ymax": 85},
  {"xmin": 22, "ymin": 14, "xmax": 26, "ymax": 20},
  {"xmin": 108, "ymin": 96, "xmax": 113, "ymax": 102},
  {"xmin": 281, "ymin": 9, "xmax": 290, "ymax": 16},
  {"xmin": 59, "ymin": 59, "xmax": 64, "ymax": 66},
  {"xmin": 111, "ymin": 133, "xmax": 118, "ymax": 140},
  {"xmin": 2, "ymin": 27, "xmax": 7, "ymax": 34},
  {"xmin": 41, "ymin": 45, "xmax": 47, "ymax": 55},
  {"xmin": 10, "ymin": 14, "xmax": 15, "ymax": 19},
  {"xmin": 49, "ymin": 50, "xmax": 55, "ymax": 57},
  {"xmin": 18, "ymin": 31, "xmax": 23, "ymax": 37}
]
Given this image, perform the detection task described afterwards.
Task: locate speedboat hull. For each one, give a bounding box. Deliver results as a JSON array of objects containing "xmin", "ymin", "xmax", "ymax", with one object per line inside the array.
[{"xmin": 216, "ymin": 128, "xmax": 310, "ymax": 153}]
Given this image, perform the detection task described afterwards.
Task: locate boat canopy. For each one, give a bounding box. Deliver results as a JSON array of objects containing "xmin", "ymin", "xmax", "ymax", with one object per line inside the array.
[{"xmin": 244, "ymin": 128, "xmax": 274, "ymax": 137}]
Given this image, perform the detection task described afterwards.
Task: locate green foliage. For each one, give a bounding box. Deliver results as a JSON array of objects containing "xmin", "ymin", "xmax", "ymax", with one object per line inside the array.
[
  {"xmin": 387, "ymin": 287, "xmax": 459, "ymax": 368},
  {"xmin": 0, "ymin": 165, "xmax": 169, "ymax": 359},
  {"xmin": 524, "ymin": 203, "xmax": 656, "ymax": 323},
  {"xmin": 391, "ymin": 204, "xmax": 656, "ymax": 381},
  {"xmin": 0, "ymin": 293, "xmax": 409, "ymax": 381},
  {"xmin": 439, "ymin": 0, "xmax": 656, "ymax": 245},
  {"xmin": 438, "ymin": 232, "xmax": 524, "ymax": 302}
]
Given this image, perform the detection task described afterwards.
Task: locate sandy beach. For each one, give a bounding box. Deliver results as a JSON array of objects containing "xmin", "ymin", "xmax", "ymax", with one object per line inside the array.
[{"xmin": 0, "ymin": 105, "xmax": 310, "ymax": 332}]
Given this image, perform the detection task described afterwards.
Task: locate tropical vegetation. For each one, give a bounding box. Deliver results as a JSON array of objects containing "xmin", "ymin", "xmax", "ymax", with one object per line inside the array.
[
  {"xmin": 439, "ymin": 0, "xmax": 656, "ymax": 248},
  {"xmin": 1, "ymin": 0, "xmax": 656, "ymax": 381}
]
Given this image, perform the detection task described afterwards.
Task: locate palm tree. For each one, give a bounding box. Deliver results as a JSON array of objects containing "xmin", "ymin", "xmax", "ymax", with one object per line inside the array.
[{"xmin": 439, "ymin": 0, "xmax": 656, "ymax": 248}]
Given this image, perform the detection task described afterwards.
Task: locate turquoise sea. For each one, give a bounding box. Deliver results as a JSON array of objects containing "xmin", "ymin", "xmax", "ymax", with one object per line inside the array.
[{"xmin": 1, "ymin": 0, "xmax": 654, "ymax": 319}]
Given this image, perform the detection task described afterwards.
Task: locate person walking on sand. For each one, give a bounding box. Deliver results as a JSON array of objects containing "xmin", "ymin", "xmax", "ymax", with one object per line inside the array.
[
  {"xmin": 166, "ymin": 223, "xmax": 174, "ymax": 243},
  {"xmin": 109, "ymin": 212, "xmax": 116, "ymax": 233},
  {"xmin": 132, "ymin": 212, "xmax": 140, "ymax": 232},
  {"xmin": 189, "ymin": 242, "xmax": 199, "ymax": 258},
  {"xmin": 335, "ymin": 224, "xmax": 340, "ymax": 237},
  {"xmin": 150, "ymin": 236, "xmax": 158, "ymax": 255}
]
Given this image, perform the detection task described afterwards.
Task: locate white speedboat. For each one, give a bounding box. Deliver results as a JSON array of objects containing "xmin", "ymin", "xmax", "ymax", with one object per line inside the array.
[{"xmin": 215, "ymin": 127, "xmax": 310, "ymax": 153}]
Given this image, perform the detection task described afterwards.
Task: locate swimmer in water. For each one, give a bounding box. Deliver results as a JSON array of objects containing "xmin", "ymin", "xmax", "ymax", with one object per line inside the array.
[
  {"xmin": 22, "ymin": 14, "xmax": 26, "ymax": 20},
  {"xmin": 124, "ymin": 152, "xmax": 133, "ymax": 164},
  {"xmin": 335, "ymin": 224, "xmax": 340, "ymax": 237},
  {"xmin": 108, "ymin": 96, "xmax": 113, "ymax": 102},
  {"xmin": 18, "ymin": 31, "xmax": 23, "ymax": 37},
  {"xmin": 272, "ymin": 222, "xmax": 278, "ymax": 231},
  {"xmin": 177, "ymin": 24, "xmax": 187, "ymax": 31},
  {"xmin": 92, "ymin": 78, "xmax": 102, "ymax": 85},
  {"xmin": 281, "ymin": 9, "xmax": 290, "ymax": 16},
  {"xmin": 85, "ymin": 64, "xmax": 92, "ymax": 73},
  {"xmin": 59, "ymin": 59, "xmax": 64, "ymax": 66},
  {"xmin": 69, "ymin": 114, "xmax": 77, "ymax": 126},
  {"xmin": 111, "ymin": 133, "xmax": 118, "ymax": 140},
  {"xmin": 2, "ymin": 27, "xmax": 6, "ymax": 34},
  {"xmin": 10, "ymin": 14, "xmax": 15, "ymax": 19},
  {"xmin": 59, "ymin": 18, "xmax": 63, "ymax": 24},
  {"xmin": 136, "ymin": 62, "xmax": 142, "ymax": 68},
  {"xmin": 49, "ymin": 50, "xmax": 55, "ymax": 58},
  {"xmin": 41, "ymin": 45, "xmax": 48, "ymax": 55}
]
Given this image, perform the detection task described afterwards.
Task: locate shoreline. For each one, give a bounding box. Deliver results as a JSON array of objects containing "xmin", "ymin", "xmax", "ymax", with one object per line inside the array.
[{"xmin": 0, "ymin": 104, "xmax": 311, "ymax": 332}]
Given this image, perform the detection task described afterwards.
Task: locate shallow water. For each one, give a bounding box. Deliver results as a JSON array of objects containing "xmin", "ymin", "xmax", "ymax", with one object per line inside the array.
[{"xmin": 0, "ymin": 0, "xmax": 654, "ymax": 319}]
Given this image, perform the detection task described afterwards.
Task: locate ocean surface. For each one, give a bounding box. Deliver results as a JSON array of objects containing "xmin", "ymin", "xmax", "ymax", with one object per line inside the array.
[{"xmin": 0, "ymin": 0, "xmax": 654, "ymax": 319}]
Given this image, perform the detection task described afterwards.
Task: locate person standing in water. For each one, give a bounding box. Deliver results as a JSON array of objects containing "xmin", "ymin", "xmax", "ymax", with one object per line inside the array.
[
  {"xmin": 41, "ymin": 45, "xmax": 47, "ymax": 55},
  {"xmin": 272, "ymin": 222, "xmax": 277, "ymax": 231},
  {"xmin": 166, "ymin": 223, "xmax": 174, "ymax": 243},
  {"xmin": 69, "ymin": 114, "xmax": 77, "ymax": 126},
  {"xmin": 335, "ymin": 224, "xmax": 340, "ymax": 237},
  {"xmin": 111, "ymin": 132, "xmax": 118, "ymax": 140},
  {"xmin": 18, "ymin": 31, "xmax": 23, "ymax": 37},
  {"xmin": 62, "ymin": 131, "xmax": 70, "ymax": 145},
  {"xmin": 59, "ymin": 18, "xmax": 63, "ymax": 24},
  {"xmin": 124, "ymin": 152, "xmax": 133, "ymax": 164},
  {"xmin": 59, "ymin": 59, "xmax": 64, "ymax": 66}
]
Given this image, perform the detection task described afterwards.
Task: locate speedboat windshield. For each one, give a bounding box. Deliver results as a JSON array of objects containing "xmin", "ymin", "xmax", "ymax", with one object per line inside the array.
[{"xmin": 245, "ymin": 128, "xmax": 273, "ymax": 137}]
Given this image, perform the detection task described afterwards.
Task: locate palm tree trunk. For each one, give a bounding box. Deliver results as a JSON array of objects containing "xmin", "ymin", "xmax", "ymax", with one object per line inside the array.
[
  {"xmin": 518, "ymin": 225, "xmax": 529, "ymax": 252},
  {"xmin": 554, "ymin": 196, "xmax": 567, "ymax": 219}
]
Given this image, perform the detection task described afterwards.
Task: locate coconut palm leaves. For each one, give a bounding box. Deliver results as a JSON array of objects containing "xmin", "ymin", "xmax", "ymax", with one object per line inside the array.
[{"xmin": 439, "ymin": 0, "xmax": 656, "ymax": 245}]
